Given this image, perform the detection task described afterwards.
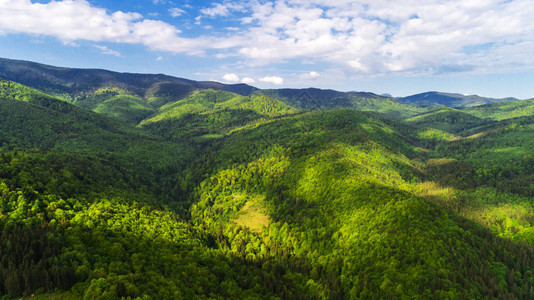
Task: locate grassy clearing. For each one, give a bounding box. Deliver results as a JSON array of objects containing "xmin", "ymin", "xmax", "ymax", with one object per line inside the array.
[{"xmin": 232, "ymin": 196, "xmax": 269, "ymax": 233}]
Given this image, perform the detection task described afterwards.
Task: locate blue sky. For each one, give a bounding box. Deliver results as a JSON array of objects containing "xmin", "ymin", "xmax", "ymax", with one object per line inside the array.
[{"xmin": 0, "ymin": 0, "xmax": 533, "ymax": 98}]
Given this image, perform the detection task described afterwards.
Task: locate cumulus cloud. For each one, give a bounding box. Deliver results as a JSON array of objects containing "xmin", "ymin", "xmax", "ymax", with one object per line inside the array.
[
  {"xmin": 260, "ymin": 76, "xmax": 284, "ymax": 85},
  {"xmin": 93, "ymin": 45, "xmax": 120, "ymax": 57},
  {"xmin": 2, "ymin": 0, "xmax": 534, "ymax": 76},
  {"xmin": 232, "ymin": 0, "xmax": 534, "ymax": 75},
  {"xmin": 222, "ymin": 73, "xmax": 240, "ymax": 82},
  {"xmin": 300, "ymin": 71, "xmax": 320, "ymax": 80},
  {"xmin": 200, "ymin": 2, "xmax": 245, "ymax": 17},
  {"xmin": 0, "ymin": 0, "xmax": 207, "ymax": 55},
  {"xmin": 169, "ymin": 8, "xmax": 185, "ymax": 17},
  {"xmin": 241, "ymin": 77, "xmax": 255, "ymax": 84}
]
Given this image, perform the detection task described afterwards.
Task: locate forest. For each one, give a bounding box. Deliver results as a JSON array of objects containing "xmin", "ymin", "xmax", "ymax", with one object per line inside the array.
[{"xmin": 0, "ymin": 59, "xmax": 534, "ymax": 299}]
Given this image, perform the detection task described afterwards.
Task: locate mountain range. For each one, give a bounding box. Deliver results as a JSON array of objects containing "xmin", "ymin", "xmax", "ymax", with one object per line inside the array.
[
  {"xmin": 397, "ymin": 91, "xmax": 519, "ymax": 107},
  {"xmin": 0, "ymin": 57, "xmax": 533, "ymax": 299}
]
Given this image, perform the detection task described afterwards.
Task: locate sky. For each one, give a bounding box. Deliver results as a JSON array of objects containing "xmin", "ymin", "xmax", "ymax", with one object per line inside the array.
[{"xmin": 0, "ymin": 0, "xmax": 533, "ymax": 98}]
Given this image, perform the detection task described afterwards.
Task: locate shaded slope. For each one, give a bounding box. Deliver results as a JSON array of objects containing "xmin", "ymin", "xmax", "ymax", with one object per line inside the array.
[{"xmin": 0, "ymin": 57, "xmax": 257, "ymax": 104}]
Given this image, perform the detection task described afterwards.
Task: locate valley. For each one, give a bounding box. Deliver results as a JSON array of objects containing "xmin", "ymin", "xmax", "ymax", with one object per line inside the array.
[{"xmin": 0, "ymin": 58, "xmax": 533, "ymax": 299}]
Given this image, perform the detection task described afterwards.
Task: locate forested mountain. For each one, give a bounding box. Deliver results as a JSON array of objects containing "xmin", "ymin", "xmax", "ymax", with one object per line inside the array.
[
  {"xmin": 1, "ymin": 59, "xmax": 534, "ymax": 299},
  {"xmin": 462, "ymin": 98, "xmax": 534, "ymax": 121},
  {"xmin": 0, "ymin": 57, "xmax": 257, "ymax": 104},
  {"xmin": 398, "ymin": 91, "xmax": 518, "ymax": 107},
  {"xmin": 257, "ymin": 88, "xmax": 430, "ymax": 120}
]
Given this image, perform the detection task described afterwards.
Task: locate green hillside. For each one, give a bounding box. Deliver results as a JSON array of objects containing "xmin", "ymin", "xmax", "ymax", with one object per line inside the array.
[
  {"xmin": 1, "ymin": 66, "xmax": 534, "ymax": 298},
  {"xmin": 0, "ymin": 79, "xmax": 54, "ymax": 102},
  {"xmin": 78, "ymin": 87, "xmax": 156, "ymax": 124},
  {"xmin": 405, "ymin": 107, "xmax": 489, "ymax": 134},
  {"xmin": 191, "ymin": 110, "xmax": 534, "ymax": 298},
  {"xmin": 259, "ymin": 88, "xmax": 430, "ymax": 120},
  {"xmin": 140, "ymin": 89, "xmax": 299, "ymax": 140},
  {"xmin": 462, "ymin": 98, "xmax": 534, "ymax": 121}
]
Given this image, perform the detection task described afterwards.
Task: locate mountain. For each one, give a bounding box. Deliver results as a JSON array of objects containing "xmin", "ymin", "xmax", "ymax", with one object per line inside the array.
[
  {"xmin": 0, "ymin": 58, "xmax": 436, "ymax": 123},
  {"xmin": 0, "ymin": 57, "xmax": 257, "ymax": 106},
  {"xmin": 404, "ymin": 107, "xmax": 489, "ymax": 134},
  {"xmin": 462, "ymin": 98, "xmax": 534, "ymax": 121},
  {"xmin": 398, "ymin": 91, "xmax": 518, "ymax": 107},
  {"xmin": 258, "ymin": 88, "xmax": 430, "ymax": 120},
  {"xmin": 140, "ymin": 89, "xmax": 299, "ymax": 140},
  {"xmin": 1, "ymin": 59, "xmax": 534, "ymax": 299}
]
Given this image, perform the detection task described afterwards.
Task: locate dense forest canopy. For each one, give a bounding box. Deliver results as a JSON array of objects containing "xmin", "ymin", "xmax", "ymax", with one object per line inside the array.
[{"xmin": 0, "ymin": 59, "xmax": 533, "ymax": 299}]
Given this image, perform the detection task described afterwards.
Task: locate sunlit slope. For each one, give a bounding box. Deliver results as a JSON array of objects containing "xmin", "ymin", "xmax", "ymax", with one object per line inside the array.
[
  {"xmin": 259, "ymin": 88, "xmax": 430, "ymax": 120},
  {"xmin": 404, "ymin": 107, "xmax": 490, "ymax": 134},
  {"xmin": 0, "ymin": 161, "xmax": 293, "ymax": 298},
  {"xmin": 191, "ymin": 109, "xmax": 534, "ymax": 299},
  {"xmin": 0, "ymin": 78, "xmax": 56, "ymax": 102},
  {"xmin": 1, "ymin": 78, "xmax": 156, "ymax": 125},
  {"xmin": 140, "ymin": 89, "xmax": 299, "ymax": 140},
  {"xmin": 462, "ymin": 98, "xmax": 534, "ymax": 121},
  {"xmin": 77, "ymin": 87, "xmax": 156, "ymax": 124}
]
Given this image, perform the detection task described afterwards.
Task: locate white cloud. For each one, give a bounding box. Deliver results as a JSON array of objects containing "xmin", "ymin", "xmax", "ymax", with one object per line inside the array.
[
  {"xmin": 0, "ymin": 0, "xmax": 206, "ymax": 55},
  {"xmin": 156, "ymin": 56, "xmax": 163, "ymax": 61},
  {"xmin": 169, "ymin": 8, "xmax": 185, "ymax": 17},
  {"xmin": 2, "ymin": 0, "xmax": 534, "ymax": 76},
  {"xmin": 93, "ymin": 45, "xmax": 120, "ymax": 57},
  {"xmin": 260, "ymin": 76, "xmax": 284, "ymax": 85},
  {"xmin": 300, "ymin": 71, "xmax": 320, "ymax": 80},
  {"xmin": 230, "ymin": 0, "xmax": 534, "ymax": 75},
  {"xmin": 222, "ymin": 73, "xmax": 240, "ymax": 82},
  {"xmin": 241, "ymin": 77, "xmax": 255, "ymax": 84},
  {"xmin": 200, "ymin": 2, "xmax": 245, "ymax": 17}
]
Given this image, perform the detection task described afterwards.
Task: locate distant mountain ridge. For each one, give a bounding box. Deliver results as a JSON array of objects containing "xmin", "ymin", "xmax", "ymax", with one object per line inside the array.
[
  {"xmin": 0, "ymin": 57, "xmax": 523, "ymax": 112},
  {"xmin": 0, "ymin": 57, "xmax": 431, "ymax": 122},
  {"xmin": 0, "ymin": 57, "xmax": 258, "ymax": 101},
  {"xmin": 398, "ymin": 91, "xmax": 518, "ymax": 107}
]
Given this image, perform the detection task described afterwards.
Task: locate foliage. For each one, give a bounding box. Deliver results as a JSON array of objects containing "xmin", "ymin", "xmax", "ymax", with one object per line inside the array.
[
  {"xmin": 0, "ymin": 66, "xmax": 534, "ymax": 299},
  {"xmin": 398, "ymin": 91, "xmax": 517, "ymax": 107},
  {"xmin": 405, "ymin": 108, "xmax": 488, "ymax": 134},
  {"xmin": 463, "ymin": 99, "xmax": 534, "ymax": 121},
  {"xmin": 141, "ymin": 89, "xmax": 299, "ymax": 140},
  {"xmin": 258, "ymin": 88, "xmax": 430, "ymax": 120}
]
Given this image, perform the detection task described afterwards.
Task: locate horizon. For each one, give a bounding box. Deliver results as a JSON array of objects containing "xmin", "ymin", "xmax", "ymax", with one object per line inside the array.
[{"xmin": 0, "ymin": 0, "xmax": 533, "ymax": 99}]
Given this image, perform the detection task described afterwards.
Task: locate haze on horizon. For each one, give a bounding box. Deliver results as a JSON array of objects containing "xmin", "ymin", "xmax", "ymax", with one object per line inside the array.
[{"xmin": 0, "ymin": 0, "xmax": 533, "ymax": 99}]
